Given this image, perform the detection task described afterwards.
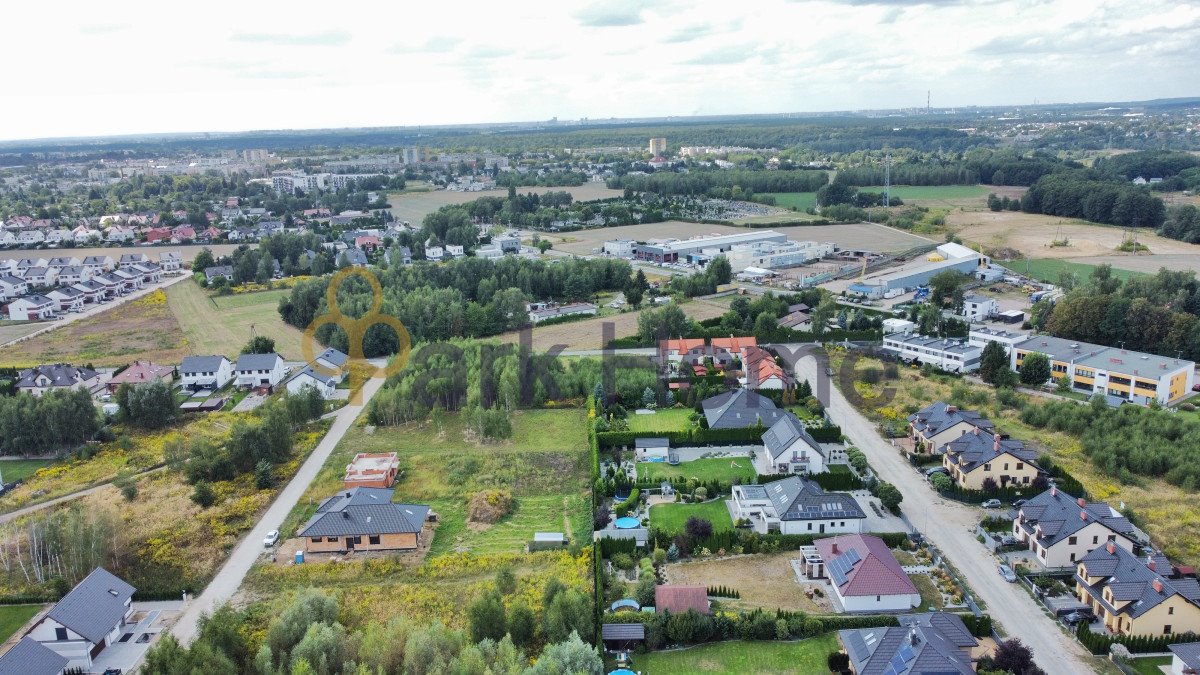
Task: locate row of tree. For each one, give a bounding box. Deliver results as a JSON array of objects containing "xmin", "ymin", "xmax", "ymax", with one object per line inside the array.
[
  {"xmin": 0, "ymin": 388, "xmax": 100, "ymax": 456},
  {"xmin": 608, "ymin": 169, "xmax": 829, "ymax": 196},
  {"xmin": 1021, "ymin": 172, "xmax": 1166, "ymax": 229}
]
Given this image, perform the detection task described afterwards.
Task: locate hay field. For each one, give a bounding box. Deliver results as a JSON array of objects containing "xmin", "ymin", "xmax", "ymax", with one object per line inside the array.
[
  {"xmin": 166, "ymin": 281, "xmax": 307, "ymax": 360},
  {"xmin": 387, "ymin": 183, "xmax": 622, "ymax": 224}
]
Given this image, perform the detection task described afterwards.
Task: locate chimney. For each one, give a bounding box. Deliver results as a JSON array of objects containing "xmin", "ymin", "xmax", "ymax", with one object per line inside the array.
[
  {"xmin": 993, "ymin": 436, "xmax": 1001, "ymax": 451},
  {"xmin": 1051, "ymin": 486, "xmax": 1057, "ymax": 497},
  {"xmin": 1080, "ymin": 510, "xmax": 1088, "ymax": 521},
  {"xmin": 946, "ymin": 405, "xmax": 958, "ymax": 413},
  {"xmin": 832, "ymin": 543, "xmax": 839, "ymax": 555},
  {"xmin": 1106, "ymin": 541, "xmax": 1116, "ymax": 554},
  {"xmin": 1153, "ymin": 579, "xmax": 1164, "ymax": 594},
  {"xmin": 1077, "ymin": 498, "xmax": 1086, "ymax": 507},
  {"xmin": 1149, "ymin": 559, "xmax": 1157, "ymax": 572},
  {"xmin": 973, "ymin": 426, "xmax": 980, "ymax": 436},
  {"xmin": 341, "ymin": 510, "xmax": 349, "ymax": 519}
]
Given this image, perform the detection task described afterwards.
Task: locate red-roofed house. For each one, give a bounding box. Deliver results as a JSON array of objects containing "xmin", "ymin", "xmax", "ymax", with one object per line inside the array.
[
  {"xmin": 172, "ymin": 225, "xmax": 197, "ymax": 242},
  {"xmin": 143, "ymin": 227, "xmax": 172, "ymax": 243},
  {"xmin": 655, "ymin": 585, "xmax": 710, "ymax": 615},
  {"xmin": 742, "ymin": 346, "xmax": 791, "ymax": 390},
  {"xmin": 355, "ymin": 235, "xmax": 382, "ymax": 251},
  {"xmin": 657, "ymin": 338, "xmax": 705, "ymax": 364},
  {"xmin": 809, "ymin": 534, "xmax": 920, "ymax": 612},
  {"xmin": 106, "ymin": 361, "xmax": 175, "ymax": 394},
  {"xmin": 711, "ymin": 336, "xmax": 757, "ymax": 359}
]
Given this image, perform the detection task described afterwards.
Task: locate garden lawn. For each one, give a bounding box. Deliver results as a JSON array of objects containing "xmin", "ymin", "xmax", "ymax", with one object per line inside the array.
[
  {"xmin": 649, "ymin": 501, "xmax": 734, "ymax": 535},
  {"xmin": 762, "ymin": 192, "xmax": 818, "ymax": 212},
  {"xmin": 635, "ymin": 633, "xmax": 839, "ymax": 674},
  {"xmin": 0, "ymin": 604, "xmax": 40, "ymax": 642},
  {"xmin": 626, "ymin": 408, "xmax": 695, "ymax": 434},
  {"xmin": 0, "ymin": 459, "xmax": 57, "ymax": 484},
  {"xmin": 1124, "ymin": 655, "xmax": 1171, "ymax": 675},
  {"xmin": 638, "ymin": 457, "xmax": 756, "ymax": 485},
  {"xmin": 1014, "ymin": 258, "xmax": 1146, "ymax": 285}
]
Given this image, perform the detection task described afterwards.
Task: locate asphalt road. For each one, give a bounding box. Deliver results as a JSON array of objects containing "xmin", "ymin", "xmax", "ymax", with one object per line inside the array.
[
  {"xmin": 170, "ymin": 375, "xmax": 385, "ymax": 644},
  {"xmin": 793, "ymin": 357, "xmax": 1096, "ymax": 675}
]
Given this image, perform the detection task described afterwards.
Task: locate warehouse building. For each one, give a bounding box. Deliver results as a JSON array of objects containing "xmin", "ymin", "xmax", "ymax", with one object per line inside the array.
[
  {"xmin": 633, "ymin": 231, "xmax": 788, "ymax": 264},
  {"xmin": 856, "ymin": 242, "xmax": 990, "ymax": 296}
]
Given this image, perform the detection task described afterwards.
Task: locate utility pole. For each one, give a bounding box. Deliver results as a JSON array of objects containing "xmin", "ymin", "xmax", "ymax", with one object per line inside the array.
[
  {"xmin": 927, "ymin": 90, "xmax": 930, "ymax": 114},
  {"xmin": 884, "ymin": 153, "xmax": 892, "ymax": 208}
]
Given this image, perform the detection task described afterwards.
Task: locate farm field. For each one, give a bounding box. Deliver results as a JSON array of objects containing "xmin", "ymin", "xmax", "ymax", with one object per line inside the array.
[
  {"xmin": 626, "ymin": 408, "xmax": 694, "ymax": 433},
  {"xmin": 550, "ymin": 220, "xmax": 933, "ymax": 256},
  {"xmin": 634, "ymin": 632, "xmax": 839, "ymax": 674},
  {"xmin": 638, "ymin": 457, "xmax": 756, "ymax": 484},
  {"xmin": 0, "ymin": 289, "xmax": 187, "ymax": 367},
  {"xmin": 1014, "ymin": 258, "xmax": 1147, "ymax": 284},
  {"xmin": 166, "ymin": 281, "xmax": 308, "ymax": 360},
  {"xmin": 0, "ymin": 604, "xmax": 40, "ymax": 642},
  {"xmin": 495, "ymin": 298, "xmax": 728, "ymax": 351},
  {"xmin": 664, "ymin": 551, "xmax": 826, "ymax": 614},
  {"xmin": 649, "ymin": 500, "xmax": 734, "ymax": 535},
  {"xmin": 387, "ymin": 183, "xmax": 622, "ymax": 224}
]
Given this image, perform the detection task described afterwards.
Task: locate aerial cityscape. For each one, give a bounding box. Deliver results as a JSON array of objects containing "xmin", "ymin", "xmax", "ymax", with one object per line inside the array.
[{"xmin": 0, "ymin": 2, "xmax": 1199, "ymax": 674}]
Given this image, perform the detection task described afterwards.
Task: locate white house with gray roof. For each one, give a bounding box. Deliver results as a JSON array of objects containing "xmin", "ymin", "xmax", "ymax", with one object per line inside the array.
[
  {"xmin": 839, "ymin": 613, "xmax": 979, "ymax": 675},
  {"xmin": 8, "ymin": 295, "xmax": 57, "ymax": 321},
  {"xmin": 0, "ymin": 275, "xmax": 29, "ymax": 301},
  {"xmin": 755, "ymin": 412, "xmax": 827, "ymax": 476},
  {"xmin": 1013, "ymin": 486, "xmax": 1136, "ymax": 568},
  {"xmin": 46, "ymin": 287, "xmax": 84, "ymax": 313},
  {"xmin": 285, "ymin": 366, "xmax": 338, "ymax": 399},
  {"xmin": 16, "ymin": 364, "xmax": 101, "ymax": 397},
  {"xmin": 0, "ymin": 637, "xmax": 68, "ymax": 675},
  {"xmin": 24, "ymin": 567, "xmax": 135, "ymax": 670},
  {"xmin": 235, "ymin": 352, "xmax": 287, "ymax": 388},
  {"xmin": 732, "ymin": 476, "xmax": 864, "ymax": 535},
  {"xmin": 179, "ymin": 355, "xmax": 233, "ymax": 390},
  {"xmin": 882, "ymin": 333, "xmax": 982, "ymax": 373}
]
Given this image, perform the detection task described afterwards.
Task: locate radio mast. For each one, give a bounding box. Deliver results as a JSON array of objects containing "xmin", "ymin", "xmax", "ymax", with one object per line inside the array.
[{"xmin": 884, "ymin": 153, "xmax": 892, "ymax": 207}]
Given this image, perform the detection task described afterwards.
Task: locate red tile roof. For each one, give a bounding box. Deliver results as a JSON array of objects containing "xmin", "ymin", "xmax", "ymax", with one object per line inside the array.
[
  {"xmin": 711, "ymin": 336, "xmax": 757, "ymax": 354},
  {"xmin": 655, "ymin": 585, "xmax": 710, "ymax": 614},
  {"xmin": 658, "ymin": 338, "xmax": 704, "ymax": 355},
  {"xmin": 108, "ymin": 361, "xmax": 174, "ymax": 387},
  {"xmin": 815, "ymin": 534, "xmax": 917, "ymax": 597},
  {"xmin": 743, "ymin": 346, "xmax": 788, "ymax": 388}
]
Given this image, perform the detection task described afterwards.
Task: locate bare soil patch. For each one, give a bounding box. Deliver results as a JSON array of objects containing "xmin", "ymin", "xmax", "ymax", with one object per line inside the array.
[{"xmin": 665, "ymin": 551, "xmax": 830, "ymax": 614}]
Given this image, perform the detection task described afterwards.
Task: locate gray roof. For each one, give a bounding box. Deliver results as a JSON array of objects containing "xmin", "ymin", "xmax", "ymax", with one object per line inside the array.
[
  {"xmin": 908, "ymin": 401, "xmax": 994, "ymax": 438},
  {"xmin": 315, "ymin": 347, "xmax": 349, "ymax": 368},
  {"xmin": 701, "ymin": 389, "xmax": 786, "ymax": 429},
  {"xmin": 0, "ymin": 637, "xmax": 69, "ymax": 675},
  {"xmin": 342, "ymin": 249, "xmax": 369, "ymax": 265},
  {"xmin": 942, "ymin": 430, "xmax": 1038, "ymax": 472},
  {"xmin": 17, "ymin": 364, "xmax": 98, "ymax": 388},
  {"xmin": 48, "ymin": 287, "xmax": 83, "ymax": 300},
  {"xmin": 0, "ymin": 275, "xmax": 25, "ymax": 286},
  {"xmin": 180, "ymin": 355, "xmax": 230, "ymax": 374},
  {"xmin": 1169, "ymin": 642, "xmax": 1200, "ymax": 669},
  {"xmin": 299, "ymin": 487, "xmax": 428, "ymax": 538},
  {"xmin": 760, "ymin": 476, "xmax": 864, "ymax": 521},
  {"xmin": 82, "ymin": 256, "xmax": 111, "ymax": 265},
  {"xmin": 204, "ymin": 265, "xmax": 233, "ymax": 279},
  {"xmin": 762, "ymin": 412, "xmax": 823, "ymax": 462},
  {"xmin": 839, "ymin": 612, "xmax": 977, "ymax": 675},
  {"xmin": 1077, "ymin": 543, "xmax": 1200, "ymax": 619},
  {"xmin": 47, "ymin": 567, "xmax": 135, "ymax": 644},
  {"xmin": 1016, "ymin": 487, "xmax": 1134, "ymax": 549},
  {"xmin": 15, "ymin": 294, "xmax": 54, "ymax": 306},
  {"xmin": 601, "ymin": 623, "xmax": 645, "ymax": 641},
  {"xmin": 635, "ymin": 437, "xmax": 669, "ymax": 449},
  {"xmin": 885, "ymin": 332, "xmax": 979, "ymax": 357},
  {"xmin": 293, "ymin": 366, "xmax": 336, "ymax": 386},
  {"xmin": 236, "ymin": 353, "xmax": 283, "ymax": 371}
]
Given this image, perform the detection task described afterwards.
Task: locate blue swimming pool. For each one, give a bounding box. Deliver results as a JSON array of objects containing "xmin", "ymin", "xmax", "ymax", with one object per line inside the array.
[
  {"xmin": 614, "ymin": 517, "xmax": 640, "ymax": 529},
  {"xmin": 609, "ymin": 670, "xmax": 636, "ymax": 675},
  {"xmin": 645, "ymin": 457, "xmax": 665, "ymax": 463}
]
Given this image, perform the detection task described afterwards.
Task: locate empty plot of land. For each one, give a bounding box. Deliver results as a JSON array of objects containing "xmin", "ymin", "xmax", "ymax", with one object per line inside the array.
[
  {"xmin": 495, "ymin": 299, "xmax": 728, "ymax": 351},
  {"xmin": 551, "ymin": 221, "xmax": 932, "ymax": 256},
  {"xmin": 0, "ymin": 244, "xmax": 236, "ymax": 265},
  {"xmin": 387, "ymin": 183, "xmax": 622, "ymax": 224},
  {"xmin": 665, "ymin": 551, "xmax": 828, "ymax": 614},
  {"xmin": 859, "ymin": 184, "xmax": 990, "ymax": 206},
  {"xmin": 166, "ymin": 281, "xmax": 307, "ymax": 360},
  {"xmin": 0, "ymin": 322, "xmax": 44, "ymax": 345}
]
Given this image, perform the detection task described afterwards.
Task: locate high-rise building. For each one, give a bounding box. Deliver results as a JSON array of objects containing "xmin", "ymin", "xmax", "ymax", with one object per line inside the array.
[
  {"xmin": 648, "ymin": 137, "xmax": 667, "ymax": 155},
  {"xmin": 402, "ymin": 147, "xmax": 422, "ymax": 164}
]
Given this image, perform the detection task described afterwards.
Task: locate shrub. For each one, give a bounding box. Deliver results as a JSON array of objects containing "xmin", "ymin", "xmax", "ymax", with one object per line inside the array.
[
  {"xmin": 685, "ymin": 517, "xmax": 713, "ymax": 539},
  {"xmin": 467, "ymin": 489, "xmax": 514, "ymax": 524},
  {"xmin": 191, "ymin": 481, "xmax": 216, "ymax": 509}
]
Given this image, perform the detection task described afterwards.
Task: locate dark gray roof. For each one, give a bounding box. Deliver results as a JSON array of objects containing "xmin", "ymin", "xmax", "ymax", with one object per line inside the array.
[
  {"xmin": 17, "ymin": 364, "xmax": 98, "ymax": 388},
  {"xmin": 0, "ymin": 637, "xmax": 69, "ymax": 675},
  {"xmin": 635, "ymin": 438, "xmax": 669, "ymax": 449},
  {"xmin": 601, "ymin": 623, "xmax": 645, "ymax": 640},
  {"xmin": 300, "ymin": 487, "xmax": 428, "ymax": 538},
  {"xmin": 204, "ymin": 265, "xmax": 233, "ymax": 279},
  {"xmin": 47, "ymin": 567, "xmax": 135, "ymax": 644},
  {"xmin": 1169, "ymin": 642, "xmax": 1200, "ymax": 669},
  {"xmin": 701, "ymin": 389, "xmax": 785, "ymax": 429},
  {"xmin": 1016, "ymin": 487, "xmax": 1134, "ymax": 549},
  {"xmin": 908, "ymin": 401, "xmax": 994, "ymax": 438},
  {"xmin": 1077, "ymin": 544, "xmax": 1199, "ymax": 619},
  {"xmin": 764, "ymin": 476, "xmax": 864, "ymax": 521},
  {"xmin": 315, "ymin": 347, "xmax": 348, "ymax": 368},
  {"xmin": 840, "ymin": 612, "xmax": 977, "ymax": 675},
  {"xmin": 180, "ymin": 355, "xmax": 230, "ymax": 374},
  {"xmin": 15, "ymin": 294, "xmax": 54, "ymax": 306},
  {"xmin": 48, "ymin": 287, "xmax": 83, "ymax": 299},
  {"xmin": 342, "ymin": 249, "xmax": 369, "ymax": 265},
  {"xmin": 293, "ymin": 366, "xmax": 336, "ymax": 386},
  {"xmin": 236, "ymin": 353, "xmax": 283, "ymax": 371},
  {"xmin": 762, "ymin": 412, "xmax": 822, "ymax": 462},
  {"xmin": 0, "ymin": 275, "xmax": 25, "ymax": 286},
  {"xmin": 943, "ymin": 431, "xmax": 1038, "ymax": 472}
]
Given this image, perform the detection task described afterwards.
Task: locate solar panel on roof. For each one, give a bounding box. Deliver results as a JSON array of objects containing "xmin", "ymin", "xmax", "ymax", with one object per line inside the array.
[{"xmin": 828, "ymin": 548, "xmax": 862, "ymax": 586}]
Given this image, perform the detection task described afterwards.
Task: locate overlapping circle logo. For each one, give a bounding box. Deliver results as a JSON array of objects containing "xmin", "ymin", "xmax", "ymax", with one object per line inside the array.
[{"xmin": 301, "ymin": 267, "xmax": 411, "ymax": 404}]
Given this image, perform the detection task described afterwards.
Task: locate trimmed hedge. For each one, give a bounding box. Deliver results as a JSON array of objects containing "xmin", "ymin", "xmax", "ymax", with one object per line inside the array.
[
  {"xmin": 936, "ymin": 484, "xmax": 1029, "ymax": 505},
  {"xmin": 756, "ymin": 471, "xmax": 863, "ymax": 492},
  {"xmin": 613, "ymin": 488, "xmax": 641, "ymax": 517},
  {"xmin": 0, "ymin": 594, "xmax": 53, "ymax": 605},
  {"xmin": 598, "ymin": 537, "xmax": 639, "ymax": 558},
  {"xmin": 597, "ymin": 423, "xmax": 841, "ymax": 449},
  {"xmin": 646, "ymin": 527, "xmax": 909, "ymax": 554},
  {"xmin": 1075, "ymin": 621, "xmax": 1198, "ymax": 654}
]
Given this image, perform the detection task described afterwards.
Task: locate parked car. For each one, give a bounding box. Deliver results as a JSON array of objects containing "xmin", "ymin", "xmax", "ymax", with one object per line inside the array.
[
  {"xmin": 264, "ymin": 530, "xmax": 279, "ymax": 547},
  {"xmin": 981, "ymin": 499, "xmax": 1002, "ymax": 509},
  {"xmin": 1011, "ymin": 499, "xmax": 1027, "ymax": 508},
  {"xmin": 924, "ymin": 467, "xmax": 949, "ymax": 477},
  {"xmin": 998, "ymin": 564, "xmax": 1017, "ymax": 583},
  {"xmin": 1193, "ymin": 383, "xmax": 1200, "ymax": 392},
  {"xmin": 1062, "ymin": 609, "xmax": 1095, "ymax": 626}
]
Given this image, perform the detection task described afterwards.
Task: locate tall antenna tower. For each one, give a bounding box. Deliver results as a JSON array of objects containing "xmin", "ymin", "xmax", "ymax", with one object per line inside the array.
[
  {"xmin": 884, "ymin": 153, "xmax": 892, "ymax": 207},
  {"xmin": 926, "ymin": 90, "xmax": 930, "ymax": 113}
]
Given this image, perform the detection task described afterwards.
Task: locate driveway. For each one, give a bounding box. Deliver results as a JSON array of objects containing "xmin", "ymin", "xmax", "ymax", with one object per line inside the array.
[
  {"xmin": 170, "ymin": 375, "xmax": 386, "ymax": 644},
  {"xmin": 232, "ymin": 392, "xmax": 267, "ymax": 412},
  {"xmin": 848, "ymin": 491, "xmax": 907, "ymax": 533},
  {"xmin": 793, "ymin": 357, "xmax": 1095, "ymax": 675}
]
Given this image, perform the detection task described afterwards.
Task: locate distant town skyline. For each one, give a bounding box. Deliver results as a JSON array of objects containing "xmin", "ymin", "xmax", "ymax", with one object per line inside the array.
[{"xmin": 6, "ymin": 0, "xmax": 1198, "ymax": 141}]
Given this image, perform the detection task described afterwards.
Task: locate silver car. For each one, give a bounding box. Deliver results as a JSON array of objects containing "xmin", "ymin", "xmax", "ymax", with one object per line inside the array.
[
  {"xmin": 998, "ymin": 564, "xmax": 1017, "ymax": 583},
  {"xmin": 263, "ymin": 530, "xmax": 280, "ymax": 548}
]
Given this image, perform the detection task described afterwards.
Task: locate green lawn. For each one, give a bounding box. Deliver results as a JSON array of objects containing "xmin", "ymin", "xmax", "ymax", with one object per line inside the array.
[
  {"xmin": 0, "ymin": 604, "xmax": 40, "ymax": 642},
  {"xmin": 210, "ymin": 288, "xmax": 293, "ymax": 310},
  {"xmin": 638, "ymin": 457, "xmax": 756, "ymax": 485},
  {"xmin": 634, "ymin": 633, "xmax": 839, "ymax": 674},
  {"xmin": 1124, "ymin": 655, "xmax": 1171, "ymax": 675},
  {"xmin": 0, "ymin": 459, "xmax": 57, "ymax": 484},
  {"xmin": 762, "ymin": 192, "xmax": 817, "ymax": 212},
  {"xmin": 857, "ymin": 185, "xmax": 989, "ymax": 202},
  {"xmin": 627, "ymin": 408, "xmax": 695, "ymax": 433},
  {"xmin": 1015, "ymin": 258, "xmax": 1147, "ymax": 285},
  {"xmin": 649, "ymin": 501, "xmax": 734, "ymax": 535},
  {"xmin": 427, "ymin": 493, "xmax": 590, "ymax": 557}
]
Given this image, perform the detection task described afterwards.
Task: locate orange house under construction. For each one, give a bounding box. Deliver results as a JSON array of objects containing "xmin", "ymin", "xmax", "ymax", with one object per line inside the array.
[{"xmin": 343, "ymin": 452, "xmax": 400, "ymax": 489}]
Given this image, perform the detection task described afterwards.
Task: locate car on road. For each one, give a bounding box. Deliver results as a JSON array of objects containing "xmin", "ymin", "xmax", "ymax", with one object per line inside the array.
[
  {"xmin": 998, "ymin": 564, "xmax": 1017, "ymax": 583},
  {"xmin": 981, "ymin": 499, "xmax": 1002, "ymax": 509},
  {"xmin": 263, "ymin": 530, "xmax": 279, "ymax": 547},
  {"xmin": 1061, "ymin": 609, "xmax": 1095, "ymax": 626}
]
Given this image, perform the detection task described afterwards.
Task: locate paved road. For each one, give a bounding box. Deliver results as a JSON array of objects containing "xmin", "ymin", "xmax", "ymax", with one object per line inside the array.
[
  {"xmin": 170, "ymin": 375, "xmax": 385, "ymax": 644},
  {"xmin": 794, "ymin": 357, "xmax": 1095, "ymax": 675},
  {"xmin": 0, "ymin": 272, "xmax": 191, "ymax": 348}
]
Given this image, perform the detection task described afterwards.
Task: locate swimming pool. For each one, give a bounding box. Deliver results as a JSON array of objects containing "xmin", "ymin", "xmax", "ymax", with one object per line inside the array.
[
  {"xmin": 609, "ymin": 670, "xmax": 636, "ymax": 675},
  {"xmin": 614, "ymin": 517, "xmax": 640, "ymax": 529},
  {"xmin": 644, "ymin": 457, "xmax": 665, "ymax": 463}
]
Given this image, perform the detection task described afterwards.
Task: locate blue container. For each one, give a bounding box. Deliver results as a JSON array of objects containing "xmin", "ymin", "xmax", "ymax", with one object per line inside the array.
[{"xmin": 294, "ymin": 550, "xmax": 304, "ymax": 564}]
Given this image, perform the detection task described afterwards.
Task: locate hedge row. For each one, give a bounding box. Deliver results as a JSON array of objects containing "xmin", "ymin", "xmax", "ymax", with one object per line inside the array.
[
  {"xmin": 0, "ymin": 594, "xmax": 53, "ymax": 605},
  {"xmin": 1075, "ymin": 622, "xmax": 1197, "ymax": 654},
  {"xmin": 613, "ymin": 488, "xmax": 641, "ymax": 518},
  {"xmin": 646, "ymin": 527, "xmax": 910, "ymax": 554},
  {"xmin": 597, "ymin": 423, "xmax": 841, "ymax": 449},
  {"xmin": 757, "ymin": 471, "xmax": 863, "ymax": 492}
]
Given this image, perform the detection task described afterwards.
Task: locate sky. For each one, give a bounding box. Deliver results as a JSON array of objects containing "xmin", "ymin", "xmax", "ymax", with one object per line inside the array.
[{"xmin": 4, "ymin": 0, "xmax": 1199, "ymax": 141}]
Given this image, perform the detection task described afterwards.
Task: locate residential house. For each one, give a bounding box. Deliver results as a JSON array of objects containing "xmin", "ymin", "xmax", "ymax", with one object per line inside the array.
[
  {"xmin": 777, "ymin": 310, "xmax": 812, "ymax": 331},
  {"xmin": 1013, "ymin": 486, "xmax": 1136, "ymax": 568},
  {"xmin": 654, "ymin": 585, "xmax": 711, "ymax": 615},
  {"xmin": 46, "ymin": 288, "xmax": 84, "ymax": 313},
  {"xmin": 16, "ymin": 258, "xmax": 48, "ymax": 273},
  {"xmin": 16, "ymin": 230, "xmax": 45, "ymax": 245},
  {"xmin": 179, "ymin": 355, "xmax": 233, "ymax": 390},
  {"xmin": 158, "ymin": 252, "xmax": 183, "ymax": 272},
  {"xmin": 755, "ymin": 412, "xmax": 827, "ymax": 476},
  {"xmin": 104, "ymin": 225, "xmax": 135, "ymax": 243},
  {"xmin": 53, "ymin": 266, "xmax": 90, "ymax": 286},
  {"xmin": 425, "ymin": 245, "xmax": 445, "ymax": 261},
  {"xmin": 384, "ymin": 246, "xmax": 412, "ymax": 266},
  {"xmin": 961, "ymin": 293, "xmax": 999, "ymax": 321},
  {"xmin": 22, "ymin": 267, "xmax": 57, "ymax": 287},
  {"xmin": 24, "ymin": 568, "xmax": 135, "ymax": 670},
  {"xmin": 172, "ymin": 225, "xmax": 197, "ymax": 242},
  {"xmin": 8, "ymin": 295, "xmax": 57, "ymax": 321},
  {"xmin": 0, "ymin": 637, "xmax": 69, "ymax": 674},
  {"xmin": 312, "ymin": 347, "xmax": 349, "ymax": 381},
  {"xmin": 204, "ymin": 265, "xmax": 234, "ymax": 283},
  {"xmin": 701, "ymin": 389, "xmax": 787, "ymax": 429},
  {"xmin": 1076, "ymin": 541, "xmax": 1200, "ymax": 638},
  {"xmin": 298, "ymin": 487, "xmax": 430, "ymax": 553},
  {"xmin": 16, "ymin": 364, "xmax": 100, "ymax": 397},
  {"xmin": 128, "ymin": 263, "xmax": 163, "ymax": 284},
  {"xmin": 527, "ymin": 302, "xmax": 597, "ymax": 323},
  {"xmin": 808, "ymin": 534, "xmax": 920, "ymax": 612},
  {"xmin": 908, "ymin": 401, "xmax": 995, "ymax": 454},
  {"xmin": 46, "ymin": 257, "xmax": 80, "ymax": 270},
  {"xmin": 118, "ymin": 253, "xmax": 150, "ymax": 268},
  {"xmin": 343, "ymin": 452, "xmax": 400, "ymax": 489},
  {"xmin": 839, "ymin": 613, "xmax": 982, "ymax": 675},
  {"xmin": 70, "ymin": 281, "xmax": 106, "ymax": 304},
  {"xmin": 81, "ymin": 256, "xmax": 114, "ymax": 273},
  {"xmin": 445, "ymin": 245, "xmax": 465, "ymax": 258},
  {"xmin": 235, "ymin": 353, "xmax": 287, "ymax": 388},
  {"xmin": 340, "ymin": 249, "xmax": 369, "ymax": 267},
  {"xmin": 106, "ymin": 361, "xmax": 174, "ymax": 394},
  {"xmin": 355, "ymin": 235, "xmax": 381, "ymax": 251},
  {"xmin": 110, "ymin": 269, "xmax": 142, "ymax": 291},
  {"xmin": 942, "ymin": 428, "xmax": 1040, "ymax": 490},
  {"xmin": 634, "ymin": 438, "xmax": 669, "ymax": 461},
  {"xmin": 0, "ymin": 275, "xmax": 28, "ymax": 301},
  {"xmin": 0, "ymin": 231, "xmax": 14, "ymax": 247},
  {"xmin": 1168, "ymin": 642, "xmax": 1200, "ymax": 675},
  {"xmin": 72, "ymin": 225, "xmax": 100, "ymax": 243},
  {"xmin": 732, "ymin": 476, "xmax": 864, "ymax": 535},
  {"xmin": 285, "ymin": 366, "xmax": 337, "ymax": 399},
  {"xmin": 710, "ymin": 335, "xmax": 757, "ymax": 360},
  {"xmin": 657, "ymin": 338, "xmax": 705, "ymax": 364},
  {"xmin": 91, "ymin": 274, "xmax": 123, "ymax": 298},
  {"xmin": 882, "ymin": 333, "xmax": 982, "ymax": 373},
  {"xmin": 742, "ymin": 346, "xmax": 791, "ymax": 390},
  {"xmin": 44, "ymin": 229, "xmax": 73, "ymax": 245},
  {"xmin": 142, "ymin": 227, "xmax": 172, "ymax": 244}
]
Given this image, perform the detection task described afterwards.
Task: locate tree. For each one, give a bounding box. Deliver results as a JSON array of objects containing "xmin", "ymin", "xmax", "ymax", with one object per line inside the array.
[
  {"xmin": 256, "ymin": 255, "xmax": 274, "ymax": 284},
  {"xmin": 981, "ymin": 476, "xmax": 999, "ymax": 493},
  {"xmin": 929, "ymin": 270, "xmax": 966, "ymax": 306},
  {"xmin": 637, "ymin": 303, "xmax": 691, "ymax": 344},
  {"xmin": 930, "ymin": 473, "xmax": 953, "ymax": 492},
  {"xmin": 635, "ymin": 575, "xmax": 657, "ymax": 607},
  {"xmin": 685, "ymin": 516, "xmax": 713, "ymax": 539},
  {"xmin": 642, "ymin": 387, "xmax": 656, "ymax": 408},
  {"xmin": 118, "ymin": 380, "xmax": 178, "ymax": 429},
  {"xmin": 753, "ymin": 311, "xmax": 777, "ymax": 340},
  {"xmin": 114, "ymin": 470, "xmax": 138, "ymax": 501},
  {"xmin": 525, "ymin": 632, "xmax": 602, "ymax": 675},
  {"xmin": 543, "ymin": 589, "xmax": 593, "ymax": 643},
  {"xmin": 467, "ymin": 590, "xmax": 506, "ymax": 643},
  {"xmin": 875, "ymin": 482, "xmax": 903, "ymax": 512},
  {"xmin": 243, "ymin": 335, "xmax": 276, "ymax": 355},
  {"xmin": 992, "ymin": 638, "xmax": 1044, "ymax": 675},
  {"xmin": 810, "ymin": 298, "xmax": 837, "ymax": 338},
  {"xmin": 191, "ymin": 481, "xmax": 216, "ymax": 508},
  {"xmin": 536, "ymin": 239, "xmax": 552, "ymax": 254},
  {"xmin": 978, "ymin": 341, "xmax": 1011, "ymax": 386},
  {"xmin": 1019, "ymin": 352, "xmax": 1051, "ymax": 386},
  {"xmin": 192, "ymin": 247, "xmax": 216, "ymax": 273},
  {"xmin": 254, "ymin": 460, "xmax": 274, "ymax": 489},
  {"xmin": 506, "ymin": 604, "xmax": 535, "ymax": 648}
]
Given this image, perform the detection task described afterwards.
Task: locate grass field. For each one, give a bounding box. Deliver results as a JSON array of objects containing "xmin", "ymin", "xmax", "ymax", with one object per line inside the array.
[
  {"xmin": 166, "ymin": 281, "xmax": 307, "ymax": 360},
  {"xmin": 634, "ymin": 633, "xmax": 839, "ymax": 674},
  {"xmin": 0, "ymin": 321, "xmax": 43, "ymax": 346},
  {"xmin": 627, "ymin": 408, "xmax": 695, "ymax": 433},
  {"xmin": 1015, "ymin": 258, "xmax": 1147, "ymax": 284},
  {"xmin": 1124, "ymin": 655, "xmax": 1171, "ymax": 675},
  {"xmin": 649, "ymin": 500, "xmax": 734, "ymax": 535},
  {"xmin": 665, "ymin": 551, "xmax": 826, "ymax": 614},
  {"xmin": 638, "ymin": 457, "xmax": 756, "ymax": 485},
  {"xmin": 861, "ymin": 185, "xmax": 990, "ymax": 203},
  {"xmin": 0, "ymin": 604, "xmax": 40, "ymax": 642},
  {"xmin": 387, "ymin": 183, "xmax": 622, "ymax": 224},
  {"xmin": 0, "ymin": 459, "xmax": 57, "ymax": 483},
  {"xmin": 762, "ymin": 192, "xmax": 817, "ymax": 212}
]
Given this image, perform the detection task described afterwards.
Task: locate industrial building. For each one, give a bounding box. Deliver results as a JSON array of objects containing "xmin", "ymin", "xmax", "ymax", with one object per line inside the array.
[
  {"xmin": 724, "ymin": 240, "xmax": 836, "ymax": 272},
  {"xmin": 881, "ymin": 333, "xmax": 982, "ymax": 373},
  {"xmin": 856, "ymin": 242, "xmax": 990, "ymax": 295},
  {"xmin": 603, "ymin": 239, "xmax": 635, "ymax": 257},
  {"xmin": 633, "ymin": 231, "xmax": 788, "ymax": 264}
]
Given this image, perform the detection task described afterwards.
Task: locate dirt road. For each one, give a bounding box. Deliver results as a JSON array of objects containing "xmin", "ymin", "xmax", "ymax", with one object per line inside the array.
[{"xmin": 793, "ymin": 356, "xmax": 1096, "ymax": 675}]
